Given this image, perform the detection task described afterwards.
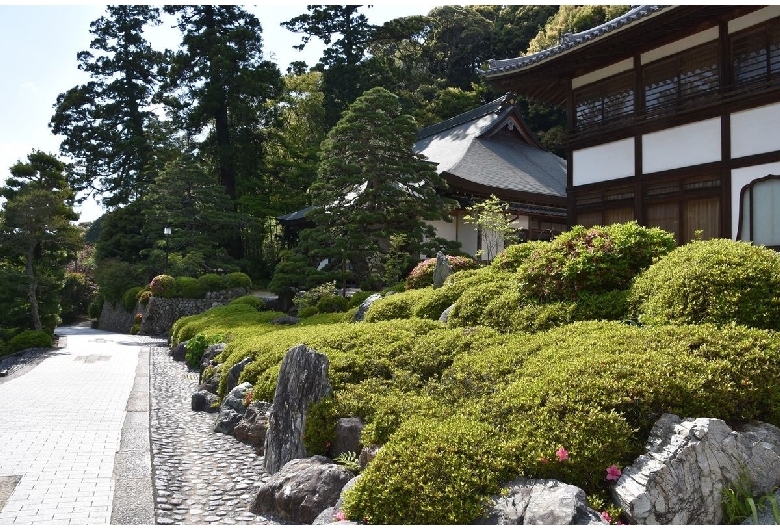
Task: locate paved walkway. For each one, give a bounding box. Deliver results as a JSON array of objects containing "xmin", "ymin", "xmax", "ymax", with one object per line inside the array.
[{"xmin": 0, "ymin": 325, "xmax": 157, "ymax": 525}]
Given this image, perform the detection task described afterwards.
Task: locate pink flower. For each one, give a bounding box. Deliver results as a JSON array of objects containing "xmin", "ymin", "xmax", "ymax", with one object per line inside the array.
[
  {"xmin": 606, "ymin": 464, "xmax": 622, "ymax": 481},
  {"xmin": 334, "ymin": 511, "xmax": 346, "ymax": 521},
  {"xmin": 556, "ymin": 446, "xmax": 569, "ymax": 461},
  {"xmin": 601, "ymin": 511, "xmax": 611, "ymax": 523},
  {"xmin": 325, "ymin": 441, "xmax": 331, "ymax": 448},
  {"xmin": 540, "ymin": 457, "xmax": 548, "ymax": 463}
]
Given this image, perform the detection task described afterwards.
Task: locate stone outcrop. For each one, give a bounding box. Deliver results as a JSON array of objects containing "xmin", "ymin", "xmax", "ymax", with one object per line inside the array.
[
  {"xmin": 225, "ymin": 357, "xmax": 252, "ymax": 395},
  {"xmin": 612, "ymin": 413, "xmax": 780, "ymax": 524},
  {"xmin": 330, "ymin": 418, "xmax": 365, "ymax": 458},
  {"xmin": 264, "ymin": 345, "xmax": 332, "ymax": 475},
  {"xmin": 171, "ymin": 341, "xmax": 187, "ymax": 362},
  {"xmin": 474, "ymin": 478, "xmax": 606, "ymax": 525},
  {"xmin": 191, "ymin": 390, "xmax": 220, "ymax": 413},
  {"xmin": 233, "ymin": 401, "xmax": 271, "ymax": 447},
  {"xmin": 214, "ymin": 382, "xmax": 252, "ymax": 435},
  {"xmin": 439, "ymin": 304, "xmax": 455, "ymax": 324},
  {"xmin": 198, "ymin": 365, "xmax": 221, "ymax": 394},
  {"xmin": 250, "ymin": 456, "xmax": 353, "ymax": 524},
  {"xmin": 271, "ymin": 316, "xmax": 300, "ymax": 326},
  {"xmin": 312, "ymin": 476, "xmax": 360, "ymax": 525},
  {"xmin": 353, "ymin": 293, "xmax": 382, "ymax": 322},
  {"xmin": 200, "ymin": 342, "xmax": 226, "ymax": 371},
  {"xmin": 433, "ymin": 251, "xmax": 453, "ymax": 288}
]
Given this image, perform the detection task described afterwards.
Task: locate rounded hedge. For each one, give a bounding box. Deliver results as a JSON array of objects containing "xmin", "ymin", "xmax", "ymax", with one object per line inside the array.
[
  {"xmin": 149, "ymin": 274, "xmax": 175, "ymax": 297},
  {"xmin": 8, "ymin": 330, "xmax": 52, "ymax": 353},
  {"xmin": 122, "ymin": 287, "xmax": 143, "ymax": 312},
  {"xmin": 226, "ymin": 271, "xmax": 252, "ymax": 290},
  {"xmin": 491, "ymin": 240, "xmax": 549, "ymax": 272},
  {"xmin": 175, "ymin": 276, "xmax": 207, "ymax": 299},
  {"xmin": 629, "ymin": 239, "xmax": 780, "ymax": 329},
  {"xmin": 198, "ymin": 273, "xmax": 225, "ymax": 292},
  {"xmin": 229, "ymin": 295, "xmax": 264, "ymax": 310}
]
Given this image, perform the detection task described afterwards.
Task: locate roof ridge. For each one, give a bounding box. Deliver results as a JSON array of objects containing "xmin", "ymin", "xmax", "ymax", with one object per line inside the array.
[
  {"xmin": 416, "ymin": 95, "xmax": 509, "ymax": 140},
  {"xmin": 484, "ymin": 5, "xmax": 670, "ymax": 76}
]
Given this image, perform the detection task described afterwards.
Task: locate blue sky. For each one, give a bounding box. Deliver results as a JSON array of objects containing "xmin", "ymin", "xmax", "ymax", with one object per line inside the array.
[{"xmin": 0, "ymin": 3, "xmax": 443, "ymax": 222}]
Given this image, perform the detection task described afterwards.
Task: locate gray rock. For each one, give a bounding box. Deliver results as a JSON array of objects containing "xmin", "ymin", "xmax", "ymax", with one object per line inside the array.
[
  {"xmin": 214, "ymin": 382, "xmax": 252, "ymax": 435},
  {"xmin": 312, "ymin": 476, "xmax": 361, "ymax": 525},
  {"xmin": 171, "ymin": 341, "xmax": 187, "ymax": 362},
  {"xmin": 191, "ymin": 390, "xmax": 220, "ymax": 413},
  {"xmin": 200, "ymin": 342, "xmax": 226, "ymax": 371},
  {"xmin": 234, "ymin": 401, "xmax": 271, "ymax": 447},
  {"xmin": 433, "ymin": 251, "xmax": 453, "ymax": 288},
  {"xmin": 331, "ymin": 418, "xmax": 365, "ymax": 458},
  {"xmin": 359, "ymin": 444, "xmax": 381, "ymax": 470},
  {"xmin": 439, "ymin": 304, "xmax": 455, "ymax": 324},
  {"xmin": 353, "ymin": 294, "xmax": 382, "ymax": 322},
  {"xmin": 250, "ymin": 455, "xmax": 353, "ymax": 524},
  {"xmin": 225, "ymin": 357, "xmax": 252, "ymax": 395},
  {"xmin": 742, "ymin": 490, "xmax": 780, "ymax": 525},
  {"xmin": 198, "ymin": 364, "xmax": 221, "ymax": 394},
  {"xmin": 264, "ymin": 345, "xmax": 332, "ymax": 474},
  {"xmin": 474, "ymin": 478, "xmax": 606, "ymax": 525},
  {"xmin": 271, "ymin": 316, "xmax": 300, "ymax": 326},
  {"xmin": 612, "ymin": 413, "xmax": 780, "ymax": 525}
]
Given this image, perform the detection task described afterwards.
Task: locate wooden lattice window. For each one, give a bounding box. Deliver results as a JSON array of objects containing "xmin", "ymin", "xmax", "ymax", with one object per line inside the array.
[
  {"xmin": 644, "ymin": 41, "xmax": 719, "ymax": 114},
  {"xmin": 574, "ymin": 71, "xmax": 634, "ymax": 131},
  {"xmin": 731, "ymin": 19, "xmax": 780, "ymax": 89}
]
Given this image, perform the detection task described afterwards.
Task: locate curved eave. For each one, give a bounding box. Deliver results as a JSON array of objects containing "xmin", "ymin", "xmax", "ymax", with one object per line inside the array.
[
  {"xmin": 485, "ymin": 5, "xmax": 761, "ymax": 106},
  {"xmin": 444, "ymin": 172, "xmax": 567, "ymax": 208}
]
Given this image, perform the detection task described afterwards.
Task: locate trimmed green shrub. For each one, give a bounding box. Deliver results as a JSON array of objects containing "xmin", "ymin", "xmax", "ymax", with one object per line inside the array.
[
  {"xmin": 480, "ymin": 294, "xmax": 576, "ymax": 333},
  {"xmin": 629, "ymin": 239, "xmax": 780, "ymax": 330},
  {"xmin": 572, "ymin": 290, "xmax": 629, "ymax": 322},
  {"xmin": 198, "ymin": 273, "xmax": 225, "ymax": 292},
  {"xmin": 149, "ymin": 274, "xmax": 175, "ymax": 298},
  {"xmin": 363, "ymin": 290, "xmax": 420, "ymax": 322},
  {"xmin": 342, "ymin": 416, "xmax": 506, "ymax": 524},
  {"xmin": 122, "ymin": 286, "xmax": 143, "ymax": 312},
  {"xmin": 185, "ymin": 332, "xmax": 226, "ymax": 369},
  {"xmin": 8, "ymin": 330, "xmax": 52, "ymax": 353},
  {"xmin": 491, "ymin": 240, "xmax": 549, "ymax": 272},
  {"xmin": 406, "ymin": 255, "xmax": 479, "ymax": 290},
  {"xmin": 226, "ymin": 271, "xmax": 252, "ymax": 290},
  {"xmin": 518, "ymin": 222, "xmax": 676, "ymax": 301},
  {"xmin": 298, "ymin": 306, "xmax": 319, "ymax": 318},
  {"xmin": 446, "ymin": 272, "xmax": 519, "ymax": 328},
  {"xmin": 175, "ymin": 276, "xmax": 207, "ymax": 299},
  {"xmin": 137, "ymin": 289, "xmax": 152, "ymax": 306},
  {"xmin": 316, "ymin": 293, "xmax": 349, "ymax": 314},
  {"xmin": 88, "ymin": 293, "xmax": 105, "ymax": 320},
  {"xmin": 229, "ymin": 295, "xmax": 264, "ymax": 310}
]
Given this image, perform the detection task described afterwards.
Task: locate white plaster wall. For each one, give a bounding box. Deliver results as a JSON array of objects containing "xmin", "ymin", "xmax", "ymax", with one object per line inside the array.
[
  {"xmin": 572, "ymin": 138, "xmax": 635, "ymax": 185},
  {"xmin": 572, "ymin": 58, "xmax": 633, "ymax": 89},
  {"xmin": 729, "ymin": 6, "xmax": 780, "ymax": 34},
  {"xmin": 731, "ymin": 102, "xmax": 780, "ymax": 159},
  {"xmin": 428, "ymin": 219, "xmax": 456, "ymax": 242},
  {"xmin": 457, "ymin": 216, "xmax": 479, "ymax": 256},
  {"xmin": 642, "ymin": 118, "xmax": 721, "ymax": 174},
  {"xmin": 641, "ymin": 27, "xmax": 717, "ymax": 64},
  {"xmin": 731, "ymin": 162, "xmax": 780, "ymax": 239}
]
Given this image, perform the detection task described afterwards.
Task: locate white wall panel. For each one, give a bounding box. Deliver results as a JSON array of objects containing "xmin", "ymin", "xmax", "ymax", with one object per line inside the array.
[
  {"xmin": 729, "ymin": 6, "xmax": 780, "ymax": 34},
  {"xmin": 572, "ymin": 138, "xmax": 634, "ymax": 186},
  {"xmin": 731, "ymin": 102, "xmax": 780, "ymax": 159},
  {"xmin": 642, "ymin": 119, "xmax": 721, "ymax": 174},
  {"xmin": 572, "ymin": 58, "xmax": 633, "ymax": 89},
  {"xmin": 731, "ymin": 163, "xmax": 780, "ymax": 239},
  {"xmin": 641, "ymin": 27, "xmax": 717, "ymax": 64}
]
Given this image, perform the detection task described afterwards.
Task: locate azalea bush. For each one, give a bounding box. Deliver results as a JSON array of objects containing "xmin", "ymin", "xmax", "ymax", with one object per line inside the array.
[
  {"xmin": 405, "ymin": 255, "xmax": 478, "ymax": 290},
  {"xmin": 629, "ymin": 238, "xmax": 780, "ymax": 330},
  {"xmin": 149, "ymin": 274, "xmax": 175, "ymax": 297}
]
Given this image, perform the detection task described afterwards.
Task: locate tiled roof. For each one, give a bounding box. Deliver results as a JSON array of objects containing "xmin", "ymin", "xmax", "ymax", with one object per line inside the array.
[
  {"xmin": 485, "ymin": 5, "xmax": 670, "ymax": 76},
  {"xmin": 415, "ymin": 99, "xmax": 566, "ymax": 198}
]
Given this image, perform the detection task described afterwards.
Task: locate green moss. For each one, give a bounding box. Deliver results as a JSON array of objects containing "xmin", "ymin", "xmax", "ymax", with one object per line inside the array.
[{"xmin": 229, "ymin": 295, "xmax": 264, "ymax": 310}]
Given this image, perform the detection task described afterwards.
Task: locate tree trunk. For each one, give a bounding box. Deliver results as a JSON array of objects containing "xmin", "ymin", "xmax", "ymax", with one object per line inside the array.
[{"xmin": 25, "ymin": 246, "xmax": 42, "ymax": 332}]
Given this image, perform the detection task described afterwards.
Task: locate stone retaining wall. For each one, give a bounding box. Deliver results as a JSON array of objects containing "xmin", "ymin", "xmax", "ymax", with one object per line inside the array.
[{"xmin": 98, "ymin": 289, "xmax": 248, "ymax": 336}]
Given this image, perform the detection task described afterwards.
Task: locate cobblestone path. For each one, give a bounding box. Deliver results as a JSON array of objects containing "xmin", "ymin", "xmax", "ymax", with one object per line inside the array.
[{"xmin": 149, "ymin": 346, "xmax": 279, "ymax": 525}]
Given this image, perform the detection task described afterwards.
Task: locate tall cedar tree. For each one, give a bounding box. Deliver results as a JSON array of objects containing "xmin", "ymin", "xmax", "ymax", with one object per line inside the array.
[
  {"xmin": 282, "ymin": 6, "xmax": 374, "ymax": 128},
  {"xmin": 164, "ymin": 5, "xmax": 282, "ymax": 203},
  {"xmin": 50, "ymin": 6, "xmax": 168, "ymax": 207},
  {"xmin": 301, "ymin": 86, "xmax": 454, "ymax": 284},
  {"xmin": 0, "ymin": 152, "xmax": 81, "ymax": 332}
]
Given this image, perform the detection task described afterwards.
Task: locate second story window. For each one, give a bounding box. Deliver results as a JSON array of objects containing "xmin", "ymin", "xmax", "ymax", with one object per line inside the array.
[
  {"xmin": 731, "ymin": 20, "xmax": 780, "ymax": 89},
  {"xmin": 574, "ymin": 71, "xmax": 634, "ymax": 131},
  {"xmin": 643, "ymin": 41, "xmax": 719, "ymax": 115}
]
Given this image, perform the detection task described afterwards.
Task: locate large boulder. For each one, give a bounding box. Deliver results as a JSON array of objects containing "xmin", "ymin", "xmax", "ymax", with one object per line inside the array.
[
  {"xmin": 473, "ymin": 478, "xmax": 606, "ymax": 525},
  {"xmin": 171, "ymin": 341, "xmax": 187, "ymax": 362},
  {"xmin": 612, "ymin": 413, "xmax": 780, "ymax": 524},
  {"xmin": 225, "ymin": 357, "xmax": 252, "ymax": 396},
  {"xmin": 233, "ymin": 401, "xmax": 272, "ymax": 447},
  {"xmin": 250, "ymin": 456, "xmax": 353, "ymax": 524},
  {"xmin": 264, "ymin": 345, "xmax": 332, "ymax": 474},
  {"xmin": 214, "ymin": 382, "xmax": 252, "ymax": 435},
  {"xmin": 432, "ymin": 251, "xmax": 453, "ymax": 288},
  {"xmin": 330, "ymin": 417, "xmax": 365, "ymax": 458},
  {"xmin": 312, "ymin": 476, "xmax": 360, "ymax": 525},
  {"xmin": 353, "ymin": 294, "xmax": 382, "ymax": 322},
  {"xmin": 198, "ymin": 364, "xmax": 221, "ymax": 394},
  {"xmin": 200, "ymin": 342, "xmax": 226, "ymax": 371},
  {"xmin": 191, "ymin": 390, "xmax": 219, "ymax": 413}
]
